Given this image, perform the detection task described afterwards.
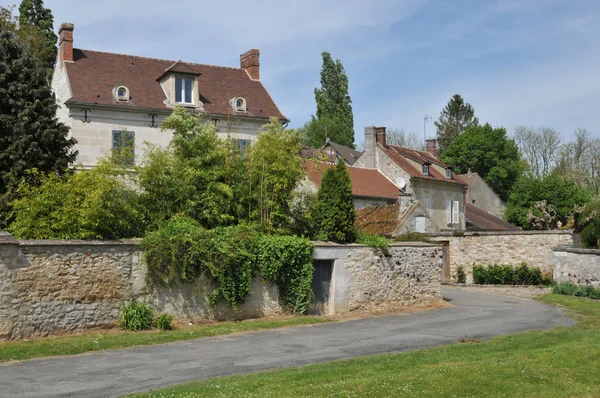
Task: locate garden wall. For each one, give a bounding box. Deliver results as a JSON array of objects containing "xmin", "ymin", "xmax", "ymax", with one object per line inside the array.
[
  {"xmin": 429, "ymin": 231, "xmax": 572, "ymax": 283},
  {"xmin": 0, "ymin": 235, "xmax": 442, "ymax": 340},
  {"xmin": 553, "ymin": 247, "xmax": 600, "ymax": 287}
]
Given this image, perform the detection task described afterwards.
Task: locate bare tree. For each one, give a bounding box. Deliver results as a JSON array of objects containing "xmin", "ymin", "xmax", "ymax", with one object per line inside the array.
[
  {"xmin": 556, "ymin": 128, "xmax": 600, "ymax": 196},
  {"xmin": 514, "ymin": 125, "xmax": 562, "ymax": 178},
  {"xmin": 385, "ymin": 128, "xmax": 425, "ymax": 150}
]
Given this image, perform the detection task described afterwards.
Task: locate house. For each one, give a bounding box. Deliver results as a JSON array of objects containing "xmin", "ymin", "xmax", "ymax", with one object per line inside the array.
[
  {"xmin": 355, "ymin": 199, "xmax": 440, "ymax": 236},
  {"xmin": 322, "ymin": 139, "xmax": 362, "ymax": 165},
  {"xmin": 302, "ymin": 161, "xmax": 399, "ymax": 209},
  {"xmin": 458, "ymin": 170, "xmax": 506, "ymax": 218},
  {"xmin": 354, "ymin": 126, "xmax": 467, "ymax": 231},
  {"xmin": 51, "ymin": 23, "xmax": 287, "ymax": 168}
]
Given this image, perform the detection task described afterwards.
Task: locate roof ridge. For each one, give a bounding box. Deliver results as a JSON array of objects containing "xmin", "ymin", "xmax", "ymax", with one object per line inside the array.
[{"xmin": 75, "ymin": 48, "xmax": 243, "ymax": 71}]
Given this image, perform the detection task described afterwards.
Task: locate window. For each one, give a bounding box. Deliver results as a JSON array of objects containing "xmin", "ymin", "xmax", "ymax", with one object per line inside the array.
[
  {"xmin": 446, "ymin": 200, "xmax": 460, "ymax": 224},
  {"xmin": 423, "ymin": 198, "xmax": 432, "ymax": 212},
  {"xmin": 236, "ymin": 98, "xmax": 244, "ymax": 108},
  {"xmin": 115, "ymin": 86, "xmax": 129, "ymax": 101},
  {"xmin": 423, "ymin": 164, "xmax": 430, "ymax": 175},
  {"xmin": 112, "ymin": 130, "xmax": 135, "ymax": 166},
  {"xmin": 446, "ymin": 168, "xmax": 452, "ymax": 178},
  {"xmin": 236, "ymin": 139, "xmax": 251, "ymax": 153},
  {"xmin": 233, "ymin": 97, "xmax": 247, "ymax": 111},
  {"xmin": 175, "ymin": 77, "xmax": 193, "ymax": 104}
]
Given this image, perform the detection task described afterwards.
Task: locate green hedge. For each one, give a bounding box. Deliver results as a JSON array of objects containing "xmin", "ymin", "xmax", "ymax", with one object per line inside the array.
[{"xmin": 472, "ymin": 263, "xmax": 552, "ymax": 286}]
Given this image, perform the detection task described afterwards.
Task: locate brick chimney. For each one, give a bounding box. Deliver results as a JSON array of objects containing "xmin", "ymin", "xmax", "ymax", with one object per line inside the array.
[
  {"xmin": 375, "ymin": 126, "xmax": 386, "ymax": 146},
  {"xmin": 425, "ymin": 139, "xmax": 437, "ymax": 158},
  {"xmin": 58, "ymin": 23, "xmax": 74, "ymax": 63},
  {"xmin": 240, "ymin": 49, "xmax": 260, "ymax": 80}
]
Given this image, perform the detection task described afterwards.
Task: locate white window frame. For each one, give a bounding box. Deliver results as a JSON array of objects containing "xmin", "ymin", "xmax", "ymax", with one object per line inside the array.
[
  {"xmin": 445, "ymin": 200, "xmax": 452, "ymax": 224},
  {"xmin": 175, "ymin": 77, "xmax": 194, "ymax": 105},
  {"xmin": 446, "ymin": 168, "xmax": 452, "ymax": 179},
  {"xmin": 423, "ymin": 164, "xmax": 430, "ymax": 175},
  {"xmin": 453, "ymin": 200, "xmax": 460, "ymax": 224}
]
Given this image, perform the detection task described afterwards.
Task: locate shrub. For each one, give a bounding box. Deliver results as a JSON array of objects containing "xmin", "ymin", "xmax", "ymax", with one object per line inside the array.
[
  {"xmin": 580, "ymin": 199, "xmax": 600, "ymax": 249},
  {"xmin": 393, "ymin": 232, "xmax": 431, "ymax": 243},
  {"xmin": 553, "ymin": 281, "xmax": 600, "ymax": 300},
  {"xmin": 455, "ymin": 266, "xmax": 466, "ymax": 284},
  {"xmin": 472, "ymin": 263, "xmax": 551, "ymax": 285},
  {"xmin": 356, "ymin": 232, "xmax": 390, "ymax": 256},
  {"xmin": 120, "ymin": 299, "xmax": 153, "ymax": 331},
  {"xmin": 155, "ymin": 313, "xmax": 174, "ymax": 331}
]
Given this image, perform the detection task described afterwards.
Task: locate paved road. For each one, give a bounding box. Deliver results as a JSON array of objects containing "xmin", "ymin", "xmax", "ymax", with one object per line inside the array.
[{"xmin": 0, "ymin": 287, "xmax": 573, "ymax": 398}]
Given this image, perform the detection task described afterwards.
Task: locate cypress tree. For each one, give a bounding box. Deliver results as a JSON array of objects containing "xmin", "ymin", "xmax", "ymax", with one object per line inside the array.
[
  {"xmin": 0, "ymin": 19, "xmax": 77, "ymax": 196},
  {"xmin": 434, "ymin": 94, "xmax": 478, "ymax": 155},
  {"xmin": 317, "ymin": 160, "xmax": 356, "ymax": 243},
  {"xmin": 314, "ymin": 52, "xmax": 355, "ymax": 148}
]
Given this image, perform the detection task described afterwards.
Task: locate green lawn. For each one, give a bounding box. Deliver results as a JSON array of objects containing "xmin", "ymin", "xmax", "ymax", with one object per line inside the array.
[
  {"xmin": 128, "ymin": 295, "xmax": 600, "ymax": 398},
  {"xmin": 0, "ymin": 317, "xmax": 331, "ymax": 363}
]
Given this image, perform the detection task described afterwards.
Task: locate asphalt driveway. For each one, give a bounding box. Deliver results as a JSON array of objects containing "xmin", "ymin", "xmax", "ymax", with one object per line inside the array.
[{"xmin": 0, "ymin": 287, "xmax": 574, "ymax": 398}]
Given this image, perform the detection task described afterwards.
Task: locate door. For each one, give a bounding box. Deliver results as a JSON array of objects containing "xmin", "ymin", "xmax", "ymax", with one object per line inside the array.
[{"xmin": 311, "ymin": 260, "xmax": 333, "ymax": 314}]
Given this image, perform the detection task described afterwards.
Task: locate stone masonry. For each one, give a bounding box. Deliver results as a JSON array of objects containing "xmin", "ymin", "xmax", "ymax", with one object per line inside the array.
[{"xmin": 553, "ymin": 247, "xmax": 600, "ymax": 287}]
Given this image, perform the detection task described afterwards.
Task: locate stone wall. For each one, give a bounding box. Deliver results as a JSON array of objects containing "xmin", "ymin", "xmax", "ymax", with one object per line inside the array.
[
  {"xmin": 0, "ymin": 237, "xmax": 442, "ymax": 340},
  {"xmin": 553, "ymin": 247, "xmax": 600, "ymax": 287},
  {"xmin": 430, "ymin": 231, "xmax": 572, "ymax": 283}
]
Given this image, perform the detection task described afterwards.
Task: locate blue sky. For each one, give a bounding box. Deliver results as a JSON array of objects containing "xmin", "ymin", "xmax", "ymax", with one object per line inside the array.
[{"xmin": 19, "ymin": 0, "xmax": 600, "ymax": 145}]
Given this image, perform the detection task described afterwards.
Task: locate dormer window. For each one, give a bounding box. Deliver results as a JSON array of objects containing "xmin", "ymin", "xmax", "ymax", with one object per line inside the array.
[
  {"xmin": 175, "ymin": 77, "xmax": 193, "ymax": 104},
  {"xmin": 232, "ymin": 97, "xmax": 247, "ymax": 112},
  {"xmin": 423, "ymin": 164, "xmax": 430, "ymax": 176},
  {"xmin": 446, "ymin": 168, "xmax": 452, "ymax": 178},
  {"xmin": 115, "ymin": 85, "xmax": 129, "ymax": 101}
]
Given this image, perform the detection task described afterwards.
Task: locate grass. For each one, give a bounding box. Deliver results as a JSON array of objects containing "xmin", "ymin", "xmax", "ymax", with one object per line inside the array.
[
  {"xmin": 127, "ymin": 295, "xmax": 600, "ymax": 398},
  {"xmin": 0, "ymin": 317, "xmax": 331, "ymax": 363}
]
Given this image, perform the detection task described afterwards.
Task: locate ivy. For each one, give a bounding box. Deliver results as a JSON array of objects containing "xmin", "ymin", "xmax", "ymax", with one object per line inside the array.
[{"xmin": 142, "ymin": 217, "xmax": 314, "ymax": 313}]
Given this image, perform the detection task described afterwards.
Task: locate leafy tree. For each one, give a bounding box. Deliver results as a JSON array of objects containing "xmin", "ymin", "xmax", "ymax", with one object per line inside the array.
[
  {"xmin": 299, "ymin": 115, "xmax": 349, "ymax": 148},
  {"xmin": 441, "ymin": 123, "xmax": 525, "ymax": 202},
  {"xmin": 313, "ymin": 52, "xmax": 355, "ymax": 148},
  {"xmin": 316, "ymin": 160, "xmax": 356, "ymax": 242},
  {"xmin": 18, "ymin": 0, "xmax": 58, "ymax": 76},
  {"xmin": 579, "ymin": 199, "xmax": 600, "ymax": 249},
  {"xmin": 0, "ymin": 14, "xmax": 76, "ymax": 209},
  {"xmin": 505, "ymin": 174, "xmax": 591, "ymax": 230},
  {"xmin": 434, "ymin": 94, "xmax": 478, "ymax": 154}
]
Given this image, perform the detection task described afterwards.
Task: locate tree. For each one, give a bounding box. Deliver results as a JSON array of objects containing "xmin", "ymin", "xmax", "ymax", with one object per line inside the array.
[
  {"xmin": 385, "ymin": 128, "xmax": 424, "ymax": 150},
  {"xmin": 314, "ymin": 52, "xmax": 355, "ymax": 148},
  {"xmin": 441, "ymin": 123, "xmax": 525, "ymax": 202},
  {"xmin": 556, "ymin": 128, "xmax": 600, "ymax": 196},
  {"xmin": 316, "ymin": 160, "xmax": 356, "ymax": 242},
  {"xmin": 505, "ymin": 174, "xmax": 591, "ymax": 230},
  {"xmin": 299, "ymin": 115, "xmax": 350, "ymax": 148},
  {"xmin": 514, "ymin": 125, "xmax": 562, "ymax": 178},
  {"xmin": 0, "ymin": 16, "xmax": 76, "ymax": 195},
  {"xmin": 18, "ymin": 0, "xmax": 57, "ymax": 78},
  {"xmin": 434, "ymin": 94, "xmax": 478, "ymax": 154}
]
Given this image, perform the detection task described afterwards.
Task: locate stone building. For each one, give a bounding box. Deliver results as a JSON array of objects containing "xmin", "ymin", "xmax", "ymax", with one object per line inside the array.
[
  {"xmin": 51, "ymin": 23, "xmax": 287, "ymax": 168},
  {"xmin": 458, "ymin": 170, "xmax": 506, "ymax": 218},
  {"xmin": 354, "ymin": 126, "xmax": 467, "ymax": 231}
]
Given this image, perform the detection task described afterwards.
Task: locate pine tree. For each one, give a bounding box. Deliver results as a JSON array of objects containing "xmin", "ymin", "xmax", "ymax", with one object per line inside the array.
[
  {"xmin": 0, "ymin": 20, "xmax": 77, "ymax": 196},
  {"xmin": 317, "ymin": 160, "xmax": 356, "ymax": 243},
  {"xmin": 18, "ymin": 0, "xmax": 57, "ymax": 77},
  {"xmin": 434, "ymin": 94, "xmax": 478, "ymax": 155},
  {"xmin": 314, "ymin": 52, "xmax": 355, "ymax": 148}
]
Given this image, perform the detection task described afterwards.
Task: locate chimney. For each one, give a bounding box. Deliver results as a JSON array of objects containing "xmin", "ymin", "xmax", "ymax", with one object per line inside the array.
[
  {"xmin": 58, "ymin": 23, "xmax": 74, "ymax": 63},
  {"xmin": 363, "ymin": 126, "xmax": 377, "ymax": 168},
  {"xmin": 425, "ymin": 139, "xmax": 437, "ymax": 158},
  {"xmin": 240, "ymin": 49, "xmax": 260, "ymax": 80},
  {"xmin": 375, "ymin": 126, "xmax": 386, "ymax": 146}
]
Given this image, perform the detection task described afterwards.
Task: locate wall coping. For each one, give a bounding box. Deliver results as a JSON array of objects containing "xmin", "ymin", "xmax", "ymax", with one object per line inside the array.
[
  {"xmin": 553, "ymin": 246, "xmax": 600, "ymax": 256},
  {"xmin": 430, "ymin": 230, "xmax": 572, "ymax": 238}
]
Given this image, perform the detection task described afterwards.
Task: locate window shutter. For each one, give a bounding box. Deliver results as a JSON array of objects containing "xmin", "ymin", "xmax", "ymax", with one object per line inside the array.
[
  {"xmin": 445, "ymin": 200, "xmax": 452, "ymax": 224},
  {"xmin": 453, "ymin": 200, "xmax": 459, "ymax": 224}
]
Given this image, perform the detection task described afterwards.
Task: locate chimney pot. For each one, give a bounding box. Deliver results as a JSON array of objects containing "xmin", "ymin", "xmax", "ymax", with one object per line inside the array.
[
  {"xmin": 58, "ymin": 22, "xmax": 74, "ymax": 63},
  {"xmin": 425, "ymin": 139, "xmax": 437, "ymax": 158},
  {"xmin": 240, "ymin": 49, "xmax": 260, "ymax": 80},
  {"xmin": 375, "ymin": 126, "xmax": 387, "ymax": 146}
]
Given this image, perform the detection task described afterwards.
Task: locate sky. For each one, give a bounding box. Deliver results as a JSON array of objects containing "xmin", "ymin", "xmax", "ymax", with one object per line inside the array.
[{"xmin": 10, "ymin": 0, "xmax": 600, "ymax": 146}]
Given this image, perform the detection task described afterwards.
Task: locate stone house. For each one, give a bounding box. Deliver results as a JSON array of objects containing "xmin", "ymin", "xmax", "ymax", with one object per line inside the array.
[
  {"xmin": 354, "ymin": 126, "xmax": 467, "ymax": 231},
  {"xmin": 458, "ymin": 170, "xmax": 506, "ymax": 218},
  {"xmin": 51, "ymin": 23, "xmax": 287, "ymax": 168},
  {"xmin": 322, "ymin": 139, "xmax": 362, "ymax": 165}
]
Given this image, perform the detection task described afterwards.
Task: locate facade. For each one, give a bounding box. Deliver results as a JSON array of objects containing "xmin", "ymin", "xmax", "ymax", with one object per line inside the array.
[
  {"xmin": 458, "ymin": 171, "xmax": 506, "ymax": 218},
  {"xmin": 354, "ymin": 126, "xmax": 467, "ymax": 231},
  {"xmin": 322, "ymin": 139, "xmax": 363, "ymax": 165},
  {"xmin": 302, "ymin": 160, "xmax": 400, "ymax": 209},
  {"xmin": 51, "ymin": 23, "xmax": 287, "ymax": 168}
]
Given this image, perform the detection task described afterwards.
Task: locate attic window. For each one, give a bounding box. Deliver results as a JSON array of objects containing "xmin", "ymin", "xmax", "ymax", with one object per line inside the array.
[
  {"xmin": 175, "ymin": 77, "xmax": 193, "ymax": 104},
  {"xmin": 115, "ymin": 86, "xmax": 129, "ymax": 101},
  {"xmin": 446, "ymin": 168, "xmax": 452, "ymax": 178},
  {"xmin": 423, "ymin": 164, "xmax": 430, "ymax": 176},
  {"xmin": 233, "ymin": 97, "xmax": 247, "ymax": 112}
]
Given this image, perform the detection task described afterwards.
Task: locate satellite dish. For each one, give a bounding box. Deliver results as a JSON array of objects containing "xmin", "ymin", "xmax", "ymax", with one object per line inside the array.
[{"xmin": 397, "ymin": 177, "xmax": 406, "ymax": 190}]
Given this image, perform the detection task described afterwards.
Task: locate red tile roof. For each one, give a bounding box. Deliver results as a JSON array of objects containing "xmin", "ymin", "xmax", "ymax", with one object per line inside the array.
[
  {"xmin": 466, "ymin": 204, "xmax": 520, "ymax": 231},
  {"xmin": 457, "ymin": 172, "xmax": 477, "ymax": 185},
  {"xmin": 303, "ymin": 161, "xmax": 400, "ymax": 199},
  {"xmin": 65, "ymin": 49, "xmax": 287, "ymax": 121},
  {"xmin": 380, "ymin": 144, "xmax": 465, "ymax": 185}
]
